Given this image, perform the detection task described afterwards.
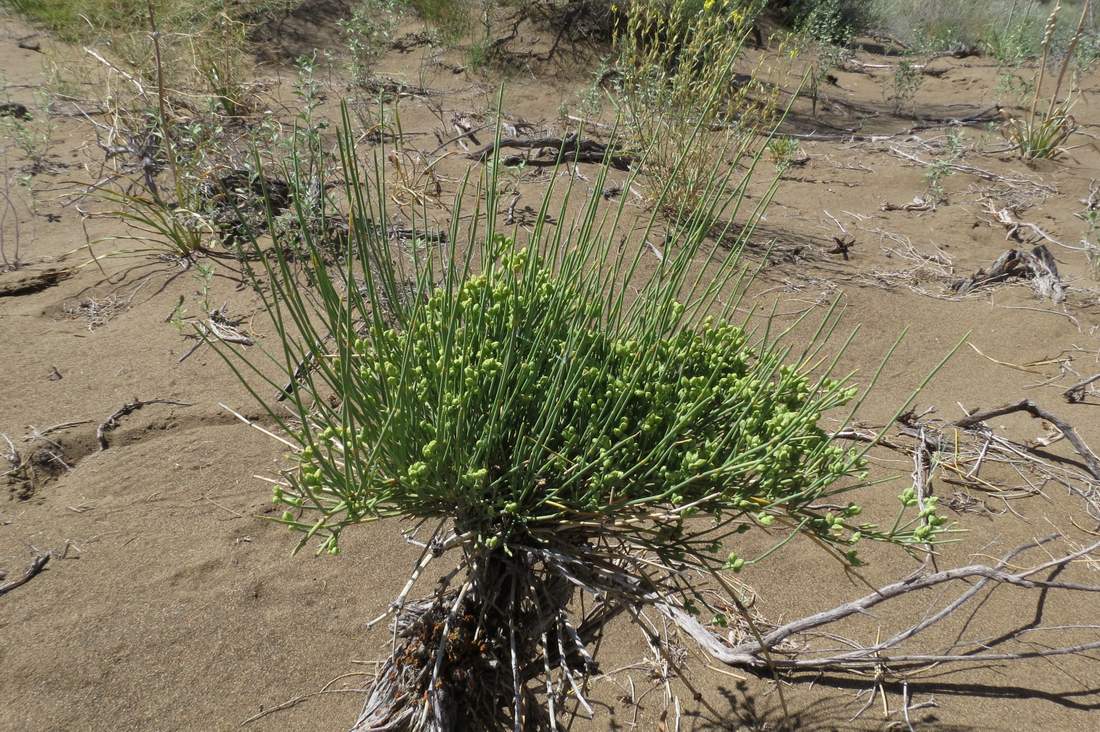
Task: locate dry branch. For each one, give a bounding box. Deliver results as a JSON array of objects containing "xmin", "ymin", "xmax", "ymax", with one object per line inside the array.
[
  {"xmin": 1, "ymin": 433, "xmax": 20, "ymax": 477},
  {"xmin": 662, "ymin": 534, "xmax": 1100, "ymax": 672},
  {"xmin": 953, "ymin": 399, "xmax": 1100, "ymax": 481},
  {"xmin": 950, "ymin": 245, "xmax": 1065, "ymax": 302},
  {"xmin": 1064, "ymin": 373, "xmax": 1100, "ymax": 403},
  {"xmin": 886, "ymin": 401, "xmax": 1100, "ymax": 520},
  {"xmin": 986, "ymin": 204, "xmax": 1066, "ymax": 248},
  {"xmin": 825, "ymin": 235, "xmax": 855, "ymax": 261},
  {"xmin": 97, "ymin": 398, "xmax": 192, "ymax": 450},
  {"xmin": 178, "ymin": 306, "xmax": 254, "ymax": 363},
  {"xmin": 0, "ymin": 552, "xmax": 51, "ymax": 597},
  {"xmin": 889, "ymin": 147, "xmax": 1056, "ymax": 192}
]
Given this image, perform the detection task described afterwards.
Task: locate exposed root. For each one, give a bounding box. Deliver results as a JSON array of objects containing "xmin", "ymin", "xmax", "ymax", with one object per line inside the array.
[{"xmin": 353, "ymin": 549, "xmax": 585, "ymax": 731}]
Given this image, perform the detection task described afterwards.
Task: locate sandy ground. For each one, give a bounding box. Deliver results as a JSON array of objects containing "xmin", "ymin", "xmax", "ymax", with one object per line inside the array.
[{"xmin": 3, "ymin": 8, "xmax": 1100, "ymax": 731}]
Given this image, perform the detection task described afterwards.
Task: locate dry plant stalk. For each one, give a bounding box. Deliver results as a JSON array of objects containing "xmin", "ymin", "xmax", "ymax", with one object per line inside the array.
[{"xmin": 1003, "ymin": 0, "xmax": 1091, "ymax": 159}]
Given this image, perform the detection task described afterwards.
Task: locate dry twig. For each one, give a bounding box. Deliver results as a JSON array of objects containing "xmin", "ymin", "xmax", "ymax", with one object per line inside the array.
[
  {"xmin": 953, "ymin": 399, "xmax": 1100, "ymax": 481},
  {"xmin": 0, "ymin": 552, "xmax": 51, "ymax": 598},
  {"xmin": 1064, "ymin": 373, "xmax": 1100, "ymax": 403},
  {"xmin": 97, "ymin": 398, "xmax": 192, "ymax": 450},
  {"xmin": 662, "ymin": 534, "xmax": 1100, "ymax": 672}
]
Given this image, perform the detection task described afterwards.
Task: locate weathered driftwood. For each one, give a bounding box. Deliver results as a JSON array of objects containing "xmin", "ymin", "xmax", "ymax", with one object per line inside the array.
[
  {"xmin": 950, "ymin": 244, "xmax": 1065, "ymax": 302},
  {"xmin": 0, "ymin": 267, "xmax": 74, "ymax": 297},
  {"xmin": 881, "ymin": 197, "xmax": 933, "ymax": 212}
]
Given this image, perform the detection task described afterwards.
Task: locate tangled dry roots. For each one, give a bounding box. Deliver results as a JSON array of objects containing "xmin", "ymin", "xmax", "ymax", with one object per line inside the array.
[{"xmin": 352, "ymin": 549, "xmax": 598, "ymax": 732}]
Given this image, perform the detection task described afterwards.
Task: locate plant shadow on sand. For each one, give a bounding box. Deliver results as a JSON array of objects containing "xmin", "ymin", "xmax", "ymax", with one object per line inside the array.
[{"xmin": 688, "ymin": 684, "xmax": 957, "ymax": 731}]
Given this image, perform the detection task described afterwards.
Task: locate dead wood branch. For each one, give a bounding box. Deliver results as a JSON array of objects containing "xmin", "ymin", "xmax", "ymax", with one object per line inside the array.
[
  {"xmin": 1064, "ymin": 373, "xmax": 1100, "ymax": 403},
  {"xmin": 950, "ymin": 245, "xmax": 1065, "ymax": 302},
  {"xmin": 467, "ymin": 134, "xmax": 634, "ymax": 170},
  {"xmin": 881, "ymin": 198, "xmax": 933, "ymax": 212},
  {"xmin": 64, "ymin": 293, "xmax": 132, "ymax": 330},
  {"xmin": 841, "ymin": 59, "xmax": 955, "ymax": 78},
  {"xmin": 1, "ymin": 433, "xmax": 20, "ymax": 477},
  {"xmin": 826, "ymin": 236, "xmax": 855, "ymax": 260},
  {"xmin": 97, "ymin": 398, "xmax": 192, "ymax": 450},
  {"xmin": 662, "ymin": 534, "xmax": 1100, "ymax": 672},
  {"xmin": 0, "ymin": 552, "xmax": 51, "ymax": 597},
  {"xmin": 277, "ymin": 350, "xmax": 319, "ymax": 402},
  {"xmin": 84, "ymin": 47, "xmax": 148, "ymax": 99},
  {"xmin": 178, "ymin": 306, "xmax": 254, "ymax": 363},
  {"xmin": 886, "ymin": 403, "xmax": 1100, "ymax": 519},
  {"xmin": 953, "ymin": 399, "xmax": 1100, "ymax": 480},
  {"xmin": 889, "ymin": 147, "xmax": 1055, "ymax": 192},
  {"xmin": 0, "ymin": 267, "xmax": 74, "ymax": 297},
  {"xmin": 986, "ymin": 203, "xmax": 1069, "ymax": 249},
  {"xmin": 766, "ymin": 102, "xmax": 999, "ymax": 142}
]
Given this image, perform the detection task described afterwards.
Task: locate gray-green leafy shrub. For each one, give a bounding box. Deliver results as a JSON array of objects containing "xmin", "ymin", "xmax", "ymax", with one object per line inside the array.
[
  {"xmin": 923, "ymin": 129, "xmax": 963, "ymax": 207},
  {"xmin": 1077, "ymin": 205, "xmax": 1100, "ymax": 279},
  {"xmin": 889, "ymin": 59, "xmax": 923, "ymax": 113},
  {"xmin": 867, "ymin": 0, "xmax": 1097, "ymax": 57},
  {"xmin": 779, "ymin": 0, "xmax": 872, "ymax": 45},
  {"xmin": 767, "ymin": 134, "xmax": 801, "ymax": 167},
  {"xmin": 341, "ymin": 0, "xmax": 402, "ymax": 84}
]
